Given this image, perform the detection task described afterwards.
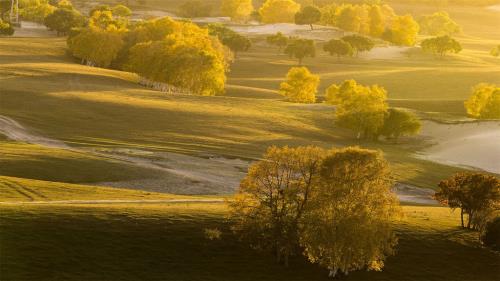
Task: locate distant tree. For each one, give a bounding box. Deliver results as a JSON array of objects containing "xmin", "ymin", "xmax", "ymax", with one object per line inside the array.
[
  {"xmin": 368, "ymin": 5, "xmax": 385, "ymax": 37},
  {"xmin": 112, "ymin": 4, "xmax": 132, "ymax": 18},
  {"xmin": 44, "ymin": 8, "xmax": 84, "ymax": 35},
  {"xmin": 266, "ymin": 31, "xmax": 288, "ymax": 51},
  {"xmin": 341, "ymin": 34, "xmax": 374, "ymax": 56},
  {"xmin": 294, "ymin": 5, "xmax": 321, "ymax": 30},
  {"xmin": 323, "ymin": 39, "xmax": 353, "ymax": 61},
  {"xmin": 178, "ymin": 0, "xmax": 212, "ymax": 18},
  {"xmin": 0, "ymin": 18, "xmax": 14, "ymax": 35},
  {"xmin": 208, "ymin": 24, "xmax": 251, "ymax": 57},
  {"xmin": 301, "ymin": 147, "xmax": 400, "ymax": 278},
  {"xmin": 464, "ymin": 83, "xmax": 500, "ymax": 119},
  {"xmin": 421, "ymin": 35, "xmax": 462, "ymax": 57},
  {"xmin": 259, "ymin": 0, "xmax": 300, "ymax": 24},
  {"xmin": 481, "ymin": 217, "xmax": 500, "ymax": 251},
  {"xmin": 221, "ymin": 0, "xmax": 253, "ymax": 22},
  {"xmin": 336, "ymin": 4, "xmax": 360, "ymax": 32},
  {"xmin": 379, "ymin": 108, "xmax": 421, "ymax": 142},
  {"xmin": 279, "ymin": 66, "xmax": 319, "ymax": 103},
  {"xmin": 385, "ymin": 14, "xmax": 419, "ymax": 46},
  {"xmin": 435, "ymin": 173, "xmax": 500, "ymax": 229},
  {"xmin": 19, "ymin": 2, "xmax": 56, "ymax": 23},
  {"xmin": 229, "ymin": 146, "xmax": 326, "ymax": 266},
  {"xmin": 491, "ymin": 45, "xmax": 500, "ymax": 57},
  {"xmin": 327, "ymin": 80, "xmax": 388, "ymax": 139},
  {"xmin": 419, "ymin": 11, "xmax": 461, "ymax": 36},
  {"xmin": 318, "ymin": 4, "xmax": 337, "ymax": 26},
  {"xmin": 284, "ymin": 38, "xmax": 315, "ymax": 65}
]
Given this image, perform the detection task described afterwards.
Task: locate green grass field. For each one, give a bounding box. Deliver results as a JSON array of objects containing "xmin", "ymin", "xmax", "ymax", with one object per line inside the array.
[{"xmin": 1, "ymin": 202, "xmax": 498, "ymax": 281}]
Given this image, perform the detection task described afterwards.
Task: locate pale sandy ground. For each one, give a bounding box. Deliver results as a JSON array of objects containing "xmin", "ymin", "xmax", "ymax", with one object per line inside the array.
[
  {"xmin": 487, "ymin": 4, "xmax": 500, "ymax": 12},
  {"xmin": 0, "ymin": 115, "xmax": 438, "ymax": 203},
  {"xmin": 12, "ymin": 21, "xmax": 56, "ymax": 37},
  {"xmin": 417, "ymin": 121, "xmax": 500, "ymax": 174}
]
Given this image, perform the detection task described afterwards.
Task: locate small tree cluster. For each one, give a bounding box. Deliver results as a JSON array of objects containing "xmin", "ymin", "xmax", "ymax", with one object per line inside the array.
[
  {"xmin": 221, "ymin": 0, "xmax": 253, "ymax": 22},
  {"xmin": 341, "ymin": 34, "xmax": 374, "ymax": 56},
  {"xmin": 19, "ymin": 0, "xmax": 56, "ymax": 23},
  {"xmin": 279, "ymin": 66, "xmax": 319, "ymax": 103},
  {"xmin": 326, "ymin": 80, "xmax": 421, "ymax": 141},
  {"xmin": 421, "ymin": 35, "xmax": 462, "ymax": 57},
  {"xmin": 464, "ymin": 83, "xmax": 500, "ymax": 119},
  {"xmin": 208, "ymin": 24, "xmax": 251, "ymax": 57},
  {"xmin": 44, "ymin": 1, "xmax": 85, "ymax": 36},
  {"xmin": 419, "ymin": 11, "xmax": 461, "ymax": 36},
  {"xmin": 259, "ymin": 0, "xmax": 300, "ymax": 24},
  {"xmin": 229, "ymin": 145, "xmax": 400, "ymax": 277},
  {"xmin": 435, "ymin": 173, "xmax": 499, "ymax": 229}
]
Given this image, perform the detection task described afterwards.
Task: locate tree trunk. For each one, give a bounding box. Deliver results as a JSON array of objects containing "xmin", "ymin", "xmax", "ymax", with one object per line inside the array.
[
  {"xmin": 298, "ymin": 57, "xmax": 303, "ymax": 65},
  {"xmin": 310, "ymin": 24, "xmax": 313, "ymax": 30},
  {"xmin": 467, "ymin": 212, "xmax": 473, "ymax": 229},
  {"xmin": 460, "ymin": 208, "xmax": 464, "ymax": 228},
  {"xmin": 284, "ymin": 252, "xmax": 289, "ymax": 267}
]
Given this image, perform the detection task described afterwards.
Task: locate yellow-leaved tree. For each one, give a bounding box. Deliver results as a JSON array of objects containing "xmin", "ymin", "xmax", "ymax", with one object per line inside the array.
[
  {"xmin": 279, "ymin": 67, "xmax": 319, "ymax": 103},
  {"xmin": 259, "ymin": 0, "xmax": 300, "ymax": 24},
  {"xmin": 221, "ymin": 0, "xmax": 254, "ymax": 22},
  {"xmin": 300, "ymin": 147, "xmax": 400, "ymax": 278},
  {"xmin": 464, "ymin": 83, "xmax": 500, "ymax": 119}
]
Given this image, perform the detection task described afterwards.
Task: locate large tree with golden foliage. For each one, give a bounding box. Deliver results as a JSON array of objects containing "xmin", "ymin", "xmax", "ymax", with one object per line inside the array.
[
  {"xmin": 279, "ymin": 66, "xmax": 319, "ymax": 103},
  {"xmin": 221, "ymin": 0, "xmax": 254, "ymax": 22},
  {"xmin": 301, "ymin": 147, "xmax": 400, "ymax": 278},
  {"xmin": 259, "ymin": 0, "xmax": 300, "ymax": 24},
  {"xmin": 464, "ymin": 83, "xmax": 500, "ymax": 119}
]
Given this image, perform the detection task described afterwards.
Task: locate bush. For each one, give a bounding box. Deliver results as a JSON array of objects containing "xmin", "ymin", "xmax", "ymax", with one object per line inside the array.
[
  {"xmin": 481, "ymin": 217, "xmax": 500, "ymax": 251},
  {"xmin": 0, "ymin": 19, "xmax": 14, "ymax": 35}
]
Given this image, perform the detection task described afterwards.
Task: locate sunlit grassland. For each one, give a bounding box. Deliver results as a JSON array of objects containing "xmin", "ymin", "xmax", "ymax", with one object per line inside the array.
[
  {"xmin": 0, "ymin": 176, "xmax": 195, "ymax": 202},
  {"xmin": 0, "ymin": 37, "xmax": 471, "ymax": 189},
  {"xmin": 1, "ymin": 203, "xmax": 498, "ymax": 281}
]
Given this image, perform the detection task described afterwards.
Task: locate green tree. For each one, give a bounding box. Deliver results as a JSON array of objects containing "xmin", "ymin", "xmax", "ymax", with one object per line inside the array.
[
  {"xmin": 43, "ymin": 7, "xmax": 84, "ymax": 35},
  {"xmin": 279, "ymin": 66, "xmax": 319, "ymax": 103},
  {"xmin": 421, "ymin": 35, "xmax": 462, "ymax": 57},
  {"xmin": 341, "ymin": 34, "xmax": 374, "ymax": 56},
  {"xmin": 294, "ymin": 5, "xmax": 321, "ymax": 30},
  {"xmin": 259, "ymin": 0, "xmax": 300, "ymax": 24},
  {"xmin": 491, "ymin": 45, "xmax": 500, "ymax": 57},
  {"xmin": 379, "ymin": 108, "xmax": 421, "ymax": 142},
  {"xmin": 178, "ymin": 0, "xmax": 212, "ymax": 18},
  {"xmin": 464, "ymin": 83, "xmax": 500, "ymax": 119},
  {"xmin": 208, "ymin": 24, "xmax": 251, "ymax": 57},
  {"xmin": 284, "ymin": 38, "xmax": 315, "ymax": 65},
  {"xmin": 435, "ymin": 173, "xmax": 500, "ymax": 229},
  {"xmin": 301, "ymin": 147, "xmax": 400, "ymax": 278},
  {"xmin": 323, "ymin": 39, "xmax": 353, "ymax": 60},
  {"xmin": 229, "ymin": 146, "xmax": 326, "ymax": 266},
  {"xmin": 221, "ymin": 0, "xmax": 253, "ymax": 22},
  {"xmin": 327, "ymin": 80, "xmax": 388, "ymax": 139},
  {"xmin": 481, "ymin": 217, "xmax": 500, "ymax": 251},
  {"xmin": 419, "ymin": 11, "xmax": 461, "ymax": 36},
  {"xmin": 266, "ymin": 31, "xmax": 288, "ymax": 51},
  {"xmin": 386, "ymin": 14, "xmax": 419, "ymax": 46}
]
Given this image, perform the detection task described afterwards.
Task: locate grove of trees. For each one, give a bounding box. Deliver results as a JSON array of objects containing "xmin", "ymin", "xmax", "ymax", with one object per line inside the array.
[
  {"xmin": 435, "ymin": 173, "xmax": 499, "ymax": 229},
  {"xmin": 229, "ymin": 145, "xmax": 400, "ymax": 277},
  {"xmin": 421, "ymin": 35, "xmax": 462, "ymax": 57},
  {"xmin": 464, "ymin": 83, "xmax": 500, "ymax": 119},
  {"xmin": 259, "ymin": 0, "xmax": 300, "ymax": 24},
  {"xmin": 279, "ymin": 66, "xmax": 319, "ymax": 103},
  {"xmin": 418, "ymin": 11, "xmax": 461, "ymax": 36}
]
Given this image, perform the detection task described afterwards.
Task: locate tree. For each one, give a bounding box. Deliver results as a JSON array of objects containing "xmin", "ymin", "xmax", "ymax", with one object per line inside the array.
[
  {"xmin": 336, "ymin": 4, "xmax": 361, "ymax": 33},
  {"xmin": 221, "ymin": 0, "xmax": 253, "ymax": 22},
  {"xmin": 301, "ymin": 147, "xmax": 400, "ymax": 278},
  {"xmin": 0, "ymin": 18, "xmax": 14, "ymax": 35},
  {"xmin": 319, "ymin": 4, "xmax": 337, "ymax": 26},
  {"xmin": 266, "ymin": 32, "xmax": 288, "ymax": 51},
  {"xmin": 294, "ymin": 5, "xmax": 320, "ymax": 30},
  {"xmin": 44, "ymin": 7, "xmax": 84, "ymax": 35},
  {"xmin": 178, "ymin": 0, "xmax": 212, "ymax": 18},
  {"xmin": 421, "ymin": 35, "xmax": 462, "ymax": 57},
  {"xmin": 435, "ymin": 173, "xmax": 500, "ymax": 229},
  {"xmin": 419, "ymin": 11, "xmax": 461, "ymax": 36},
  {"xmin": 464, "ymin": 83, "xmax": 500, "ymax": 119},
  {"xmin": 284, "ymin": 38, "xmax": 315, "ymax": 65},
  {"xmin": 323, "ymin": 39, "xmax": 353, "ymax": 61},
  {"xmin": 341, "ymin": 34, "xmax": 374, "ymax": 56},
  {"xmin": 368, "ymin": 5, "xmax": 385, "ymax": 37},
  {"xmin": 112, "ymin": 4, "xmax": 131, "ymax": 18},
  {"xmin": 327, "ymin": 80, "xmax": 388, "ymax": 139},
  {"xmin": 208, "ymin": 24, "xmax": 251, "ymax": 57},
  {"xmin": 19, "ymin": 2, "xmax": 56, "ymax": 23},
  {"xmin": 379, "ymin": 108, "xmax": 421, "ymax": 142},
  {"xmin": 229, "ymin": 146, "xmax": 326, "ymax": 266},
  {"xmin": 481, "ymin": 217, "xmax": 500, "ymax": 251},
  {"xmin": 491, "ymin": 45, "xmax": 500, "ymax": 57},
  {"xmin": 386, "ymin": 14, "xmax": 419, "ymax": 46},
  {"xmin": 279, "ymin": 66, "xmax": 319, "ymax": 103},
  {"xmin": 259, "ymin": 0, "xmax": 300, "ymax": 24}
]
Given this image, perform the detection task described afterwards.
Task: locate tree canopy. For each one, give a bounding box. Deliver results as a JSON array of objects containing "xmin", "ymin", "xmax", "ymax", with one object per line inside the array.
[
  {"xmin": 44, "ymin": 7, "xmax": 84, "ymax": 35},
  {"xmin": 259, "ymin": 0, "xmax": 300, "ymax": 24},
  {"xmin": 279, "ymin": 66, "xmax": 319, "ymax": 103},
  {"xmin": 419, "ymin": 11, "xmax": 461, "ymax": 36},
  {"xmin": 0, "ymin": 18, "xmax": 14, "ymax": 35},
  {"xmin": 294, "ymin": 5, "xmax": 321, "ymax": 30},
  {"xmin": 208, "ymin": 24, "xmax": 251, "ymax": 57},
  {"xmin": 284, "ymin": 38, "xmax": 315, "ymax": 64},
  {"xmin": 421, "ymin": 35, "xmax": 462, "ymax": 57},
  {"xmin": 341, "ymin": 34, "xmax": 374, "ymax": 56},
  {"xmin": 266, "ymin": 32, "xmax": 288, "ymax": 51},
  {"xmin": 384, "ymin": 15, "xmax": 419, "ymax": 46},
  {"xmin": 379, "ymin": 108, "xmax": 421, "ymax": 142},
  {"xmin": 221, "ymin": 0, "xmax": 254, "ymax": 22},
  {"xmin": 464, "ymin": 83, "xmax": 500, "ymax": 119},
  {"xmin": 323, "ymin": 39, "xmax": 353, "ymax": 60}
]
